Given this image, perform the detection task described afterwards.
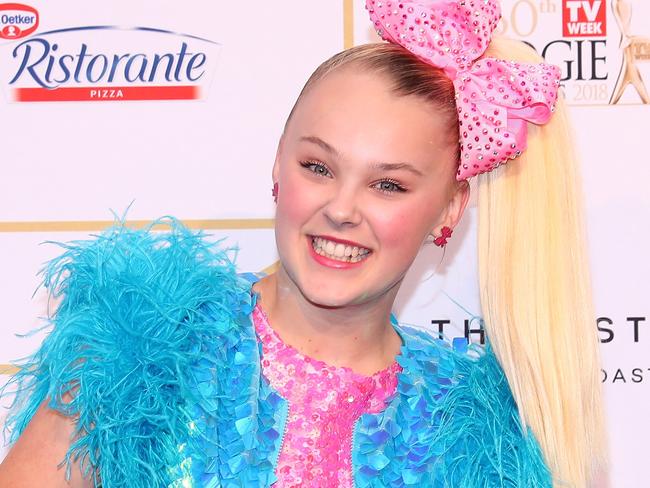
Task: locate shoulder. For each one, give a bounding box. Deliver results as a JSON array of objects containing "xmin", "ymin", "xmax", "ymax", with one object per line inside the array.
[
  {"xmin": 3, "ymin": 217, "xmax": 253, "ymax": 487},
  {"xmin": 393, "ymin": 321, "xmax": 474, "ymax": 388},
  {"xmin": 43, "ymin": 216, "xmax": 250, "ymax": 305},
  {"xmin": 394, "ymin": 323, "xmax": 552, "ymax": 486},
  {"xmin": 41, "ymin": 216, "xmax": 254, "ymax": 334}
]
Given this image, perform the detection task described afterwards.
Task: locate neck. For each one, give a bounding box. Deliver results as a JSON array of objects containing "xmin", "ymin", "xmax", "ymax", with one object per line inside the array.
[{"xmin": 251, "ymin": 266, "xmax": 404, "ymax": 376}]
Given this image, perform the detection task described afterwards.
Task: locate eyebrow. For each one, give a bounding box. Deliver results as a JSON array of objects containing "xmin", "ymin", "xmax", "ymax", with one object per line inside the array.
[
  {"xmin": 299, "ymin": 135, "xmax": 424, "ymax": 177},
  {"xmin": 300, "ymin": 136, "xmax": 340, "ymax": 157},
  {"xmin": 372, "ymin": 162, "xmax": 424, "ymax": 177}
]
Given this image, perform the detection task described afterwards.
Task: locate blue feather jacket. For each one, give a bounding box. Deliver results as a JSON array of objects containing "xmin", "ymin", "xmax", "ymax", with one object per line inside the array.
[{"xmin": 2, "ymin": 218, "xmax": 552, "ymax": 487}]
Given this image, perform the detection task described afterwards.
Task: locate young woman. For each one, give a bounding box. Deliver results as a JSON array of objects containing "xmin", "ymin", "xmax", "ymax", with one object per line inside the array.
[{"xmin": 0, "ymin": 1, "xmax": 607, "ymax": 487}]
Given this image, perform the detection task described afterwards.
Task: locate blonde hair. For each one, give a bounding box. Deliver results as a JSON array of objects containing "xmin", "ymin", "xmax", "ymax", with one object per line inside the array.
[
  {"xmin": 290, "ymin": 39, "xmax": 608, "ymax": 487},
  {"xmin": 478, "ymin": 38, "xmax": 608, "ymax": 487}
]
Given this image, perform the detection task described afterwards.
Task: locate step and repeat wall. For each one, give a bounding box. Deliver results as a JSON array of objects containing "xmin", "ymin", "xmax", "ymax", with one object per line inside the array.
[{"xmin": 0, "ymin": 1, "xmax": 647, "ymax": 485}]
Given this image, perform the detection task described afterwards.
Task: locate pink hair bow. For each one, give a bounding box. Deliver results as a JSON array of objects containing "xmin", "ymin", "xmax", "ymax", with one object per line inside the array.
[{"xmin": 366, "ymin": 0, "xmax": 562, "ymax": 180}]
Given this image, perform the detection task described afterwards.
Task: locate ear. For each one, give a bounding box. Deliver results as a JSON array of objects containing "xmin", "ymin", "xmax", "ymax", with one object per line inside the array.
[
  {"xmin": 272, "ymin": 133, "xmax": 285, "ymax": 183},
  {"xmin": 431, "ymin": 179, "xmax": 471, "ymax": 236}
]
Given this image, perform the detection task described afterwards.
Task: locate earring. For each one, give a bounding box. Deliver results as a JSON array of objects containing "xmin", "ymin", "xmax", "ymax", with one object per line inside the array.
[
  {"xmin": 433, "ymin": 226, "xmax": 453, "ymax": 247},
  {"xmin": 271, "ymin": 182, "xmax": 278, "ymax": 203}
]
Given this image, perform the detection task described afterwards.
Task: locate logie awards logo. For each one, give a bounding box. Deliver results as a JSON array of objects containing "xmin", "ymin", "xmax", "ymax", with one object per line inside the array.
[
  {"xmin": 609, "ymin": 0, "xmax": 649, "ymax": 104},
  {"xmin": 499, "ymin": 0, "xmax": 649, "ymax": 105}
]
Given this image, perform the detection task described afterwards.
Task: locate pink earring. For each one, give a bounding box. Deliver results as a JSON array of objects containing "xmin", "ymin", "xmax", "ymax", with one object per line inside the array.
[
  {"xmin": 271, "ymin": 182, "xmax": 278, "ymax": 203},
  {"xmin": 433, "ymin": 226, "xmax": 453, "ymax": 247}
]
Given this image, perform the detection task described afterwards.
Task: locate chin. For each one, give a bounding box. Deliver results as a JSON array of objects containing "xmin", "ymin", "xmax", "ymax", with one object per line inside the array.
[
  {"xmin": 296, "ymin": 270, "xmax": 379, "ymax": 309},
  {"xmin": 290, "ymin": 277, "xmax": 353, "ymax": 307}
]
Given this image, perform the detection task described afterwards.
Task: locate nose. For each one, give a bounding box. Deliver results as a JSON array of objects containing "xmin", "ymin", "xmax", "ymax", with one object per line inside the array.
[{"xmin": 323, "ymin": 185, "xmax": 362, "ymax": 228}]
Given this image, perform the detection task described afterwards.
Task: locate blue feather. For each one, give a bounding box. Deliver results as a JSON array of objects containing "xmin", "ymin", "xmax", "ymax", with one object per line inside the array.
[{"xmin": 2, "ymin": 216, "xmax": 251, "ymax": 487}]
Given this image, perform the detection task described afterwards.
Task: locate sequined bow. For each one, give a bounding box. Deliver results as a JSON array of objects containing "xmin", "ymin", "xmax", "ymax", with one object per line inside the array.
[{"xmin": 366, "ymin": 0, "xmax": 562, "ymax": 180}]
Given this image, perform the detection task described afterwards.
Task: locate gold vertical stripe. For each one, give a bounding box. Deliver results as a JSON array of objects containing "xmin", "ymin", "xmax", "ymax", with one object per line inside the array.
[
  {"xmin": 344, "ymin": 0, "xmax": 354, "ymax": 48},
  {"xmin": 0, "ymin": 219, "xmax": 275, "ymax": 233},
  {"xmin": 0, "ymin": 365, "xmax": 20, "ymax": 375},
  {"xmin": 261, "ymin": 260, "xmax": 280, "ymax": 276}
]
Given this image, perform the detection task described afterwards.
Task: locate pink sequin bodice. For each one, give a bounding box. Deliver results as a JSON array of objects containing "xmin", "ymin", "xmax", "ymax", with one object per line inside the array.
[{"xmin": 252, "ymin": 302, "xmax": 402, "ymax": 488}]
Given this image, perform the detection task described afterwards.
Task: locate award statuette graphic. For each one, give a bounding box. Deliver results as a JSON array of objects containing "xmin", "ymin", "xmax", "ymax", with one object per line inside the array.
[{"xmin": 610, "ymin": 0, "xmax": 650, "ymax": 104}]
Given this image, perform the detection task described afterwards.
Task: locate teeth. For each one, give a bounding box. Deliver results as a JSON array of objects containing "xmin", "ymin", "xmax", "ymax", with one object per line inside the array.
[
  {"xmin": 311, "ymin": 236, "xmax": 371, "ymax": 263},
  {"xmin": 334, "ymin": 243, "xmax": 345, "ymax": 257}
]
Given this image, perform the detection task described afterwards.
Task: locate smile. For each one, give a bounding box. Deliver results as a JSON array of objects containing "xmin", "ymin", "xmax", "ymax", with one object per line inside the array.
[{"xmin": 310, "ymin": 236, "xmax": 372, "ymax": 264}]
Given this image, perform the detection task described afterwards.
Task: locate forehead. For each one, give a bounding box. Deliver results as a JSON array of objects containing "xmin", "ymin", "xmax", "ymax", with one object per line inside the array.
[{"xmin": 286, "ymin": 69, "xmax": 456, "ymax": 165}]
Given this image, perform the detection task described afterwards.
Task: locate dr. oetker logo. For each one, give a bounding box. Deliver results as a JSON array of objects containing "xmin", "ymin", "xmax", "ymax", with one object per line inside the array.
[{"xmin": 0, "ymin": 3, "xmax": 38, "ymax": 40}]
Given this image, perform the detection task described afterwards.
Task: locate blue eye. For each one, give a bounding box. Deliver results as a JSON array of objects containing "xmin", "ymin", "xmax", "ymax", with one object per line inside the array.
[
  {"xmin": 374, "ymin": 179, "xmax": 406, "ymax": 194},
  {"xmin": 300, "ymin": 160, "xmax": 331, "ymax": 177},
  {"xmin": 299, "ymin": 160, "xmax": 406, "ymax": 194}
]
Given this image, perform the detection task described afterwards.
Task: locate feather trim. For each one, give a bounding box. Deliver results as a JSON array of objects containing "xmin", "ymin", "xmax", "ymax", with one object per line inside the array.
[
  {"xmin": 431, "ymin": 340, "xmax": 552, "ymax": 487},
  {"xmin": 2, "ymin": 217, "xmax": 253, "ymax": 487}
]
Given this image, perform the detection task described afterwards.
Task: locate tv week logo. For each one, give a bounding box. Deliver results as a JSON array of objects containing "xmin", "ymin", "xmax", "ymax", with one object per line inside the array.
[{"xmin": 563, "ymin": 0, "xmax": 607, "ymax": 37}]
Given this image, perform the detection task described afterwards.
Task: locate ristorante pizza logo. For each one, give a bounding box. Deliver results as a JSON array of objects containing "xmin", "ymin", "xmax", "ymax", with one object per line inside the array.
[{"xmin": 0, "ymin": 4, "xmax": 220, "ymax": 102}]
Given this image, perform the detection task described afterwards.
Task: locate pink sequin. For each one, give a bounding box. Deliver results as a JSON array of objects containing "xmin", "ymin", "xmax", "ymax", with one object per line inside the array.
[
  {"xmin": 366, "ymin": 0, "xmax": 561, "ymax": 180},
  {"xmin": 252, "ymin": 303, "xmax": 402, "ymax": 488}
]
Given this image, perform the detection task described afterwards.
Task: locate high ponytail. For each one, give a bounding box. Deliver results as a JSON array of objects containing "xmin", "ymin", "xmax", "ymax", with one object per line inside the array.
[{"xmin": 477, "ymin": 37, "xmax": 608, "ymax": 488}]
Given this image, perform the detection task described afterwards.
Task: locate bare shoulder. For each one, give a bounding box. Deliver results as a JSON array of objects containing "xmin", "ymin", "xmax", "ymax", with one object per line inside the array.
[{"xmin": 0, "ymin": 399, "xmax": 93, "ymax": 488}]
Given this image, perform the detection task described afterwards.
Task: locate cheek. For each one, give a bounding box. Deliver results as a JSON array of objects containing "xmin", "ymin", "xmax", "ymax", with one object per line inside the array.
[
  {"xmin": 370, "ymin": 202, "xmax": 438, "ymax": 250},
  {"xmin": 275, "ymin": 171, "xmax": 320, "ymax": 231}
]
